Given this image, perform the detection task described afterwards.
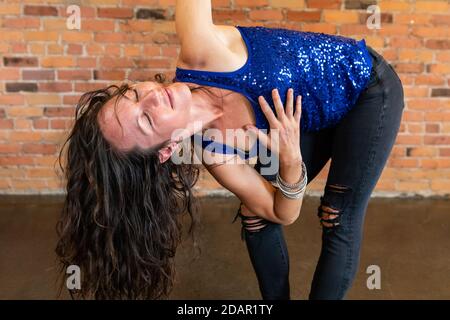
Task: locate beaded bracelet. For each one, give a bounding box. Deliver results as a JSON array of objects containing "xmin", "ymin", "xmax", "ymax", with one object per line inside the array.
[{"xmin": 275, "ymin": 161, "xmax": 308, "ymax": 199}]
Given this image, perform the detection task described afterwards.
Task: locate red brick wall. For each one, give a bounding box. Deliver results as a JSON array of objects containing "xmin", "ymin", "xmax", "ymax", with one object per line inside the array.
[{"xmin": 0, "ymin": 0, "xmax": 449, "ymax": 196}]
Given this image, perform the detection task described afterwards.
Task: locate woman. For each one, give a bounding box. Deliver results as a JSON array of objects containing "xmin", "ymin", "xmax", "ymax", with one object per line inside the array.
[{"xmin": 56, "ymin": 0, "xmax": 404, "ymax": 300}]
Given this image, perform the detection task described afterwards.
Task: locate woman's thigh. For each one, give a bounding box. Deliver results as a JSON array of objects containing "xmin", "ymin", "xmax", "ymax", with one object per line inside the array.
[{"xmin": 322, "ymin": 61, "xmax": 405, "ymax": 231}]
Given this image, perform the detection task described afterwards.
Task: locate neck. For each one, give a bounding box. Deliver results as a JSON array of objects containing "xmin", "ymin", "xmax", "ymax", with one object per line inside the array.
[{"xmin": 185, "ymin": 86, "xmax": 224, "ymax": 138}]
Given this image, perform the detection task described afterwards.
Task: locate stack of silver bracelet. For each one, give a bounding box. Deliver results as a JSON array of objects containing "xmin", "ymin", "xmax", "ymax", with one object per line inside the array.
[{"xmin": 275, "ymin": 161, "xmax": 308, "ymax": 199}]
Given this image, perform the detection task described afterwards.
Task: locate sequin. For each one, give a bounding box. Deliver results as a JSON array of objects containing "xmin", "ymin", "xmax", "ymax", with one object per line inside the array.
[{"xmin": 174, "ymin": 25, "xmax": 373, "ymax": 157}]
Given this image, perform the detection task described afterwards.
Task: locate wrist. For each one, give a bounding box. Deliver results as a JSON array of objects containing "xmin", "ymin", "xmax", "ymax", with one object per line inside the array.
[
  {"xmin": 279, "ymin": 155, "xmax": 302, "ymax": 167},
  {"xmin": 279, "ymin": 157, "xmax": 303, "ymax": 185}
]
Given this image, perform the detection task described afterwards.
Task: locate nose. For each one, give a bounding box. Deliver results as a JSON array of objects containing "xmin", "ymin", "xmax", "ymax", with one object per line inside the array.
[{"xmin": 140, "ymin": 87, "xmax": 170, "ymax": 110}]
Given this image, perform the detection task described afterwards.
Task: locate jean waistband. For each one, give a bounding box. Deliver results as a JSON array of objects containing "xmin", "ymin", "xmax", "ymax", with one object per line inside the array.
[
  {"xmin": 364, "ymin": 46, "xmax": 393, "ymax": 88},
  {"xmin": 366, "ymin": 46, "xmax": 391, "ymax": 78}
]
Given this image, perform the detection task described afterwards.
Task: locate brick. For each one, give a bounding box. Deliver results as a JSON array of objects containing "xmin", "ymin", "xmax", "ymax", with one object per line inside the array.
[
  {"xmin": 98, "ymin": 8, "xmax": 134, "ymax": 19},
  {"xmin": 82, "ymin": 20, "xmax": 115, "ymax": 32},
  {"xmin": 0, "ymin": 4, "xmax": 21, "ymax": 15},
  {"xmin": 389, "ymin": 158, "xmax": 419, "ymax": 168},
  {"xmin": 136, "ymin": 8, "xmax": 167, "ymax": 19},
  {"xmin": 38, "ymin": 83, "xmax": 72, "ymax": 92},
  {"xmin": 41, "ymin": 57, "xmax": 75, "ymax": 68},
  {"xmin": 0, "ymin": 69, "xmax": 20, "ymax": 80},
  {"xmin": 0, "ymin": 157, "xmax": 34, "ymax": 166},
  {"xmin": 270, "ymin": 0, "xmax": 305, "ymax": 8},
  {"xmin": 422, "ymin": 159, "xmax": 450, "ymax": 169},
  {"xmin": 3, "ymin": 18, "xmax": 40, "ymax": 29},
  {"xmin": 14, "ymin": 119, "xmax": 32, "ymax": 130},
  {"xmin": 4, "ymin": 57, "xmax": 38, "ymax": 67},
  {"xmin": 25, "ymin": 94, "xmax": 61, "ymax": 105},
  {"xmin": 0, "ymin": 120, "xmax": 14, "ymax": 130},
  {"xmin": 413, "ymin": 27, "xmax": 448, "ymax": 38},
  {"xmin": 249, "ymin": 10, "xmax": 284, "ymax": 21},
  {"xmin": 10, "ymin": 132, "xmax": 42, "ymax": 142},
  {"xmin": 397, "ymin": 181, "xmax": 430, "ymax": 192},
  {"xmin": 235, "ymin": 0, "xmax": 269, "ymax": 7},
  {"xmin": 431, "ymin": 89, "xmax": 450, "ymax": 98},
  {"xmin": 99, "ymin": 57, "xmax": 134, "ymax": 68},
  {"xmin": 323, "ymin": 10, "xmax": 358, "ymax": 23},
  {"xmin": 345, "ymin": 0, "xmax": 376, "ymax": 10},
  {"xmin": 427, "ymin": 64, "xmax": 450, "ymax": 74},
  {"xmin": 439, "ymin": 148, "xmax": 450, "ymax": 157},
  {"xmin": 394, "ymin": 13, "xmax": 430, "ymax": 25},
  {"xmin": 11, "ymin": 179, "xmax": 47, "ymax": 190},
  {"xmin": 74, "ymin": 82, "xmax": 111, "ymax": 92},
  {"xmin": 33, "ymin": 119, "xmax": 49, "ymax": 129},
  {"xmin": 379, "ymin": 1, "xmax": 411, "ymax": 12},
  {"xmin": 94, "ymin": 33, "xmax": 128, "ymax": 43},
  {"xmin": 23, "ymin": 143, "xmax": 56, "ymax": 154},
  {"xmin": 24, "ymin": 31, "xmax": 59, "ymax": 42},
  {"xmin": 7, "ymin": 106, "xmax": 42, "ymax": 117},
  {"xmin": 24, "ymin": 5, "xmax": 58, "ymax": 16},
  {"xmin": 415, "ymin": 1, "xmax": 448, "ymax": 13},
  {"xmin": 62, "ymin": 32, "xmax": 92, "ymax": 42},
  {"xmin": 431, "ymin": 14, "xmax": 450, "ymax": 26},
  {"xmin": 58, "ymin": 70, "xmax": 92, "ymax": 80},
  {"xmin": 359, "ymin": 12, "xmax": 393, "ymax": 24},
  {"xmin": 431, "ymin": 180, "xmax": 450, "ymax": 193},
  {"xmin": 26, "ymin": 168, "xmax": 57, "ymax": 178},
  {"xmin": 23, "ymin": 70, "xmax": 55, "ymax": 80},
  {"xmin": 67, "ymin": 44, "xmax": 83, "ymax": 55},
  {"xmin": 425, "ymin": 40, "xmax": 450, "ymax": 50},
  {"xmin": 93, "ymin": 70, "xmax": 126, "ymax": 80},
  {"xmin": 392, "ymin": 63, "xmax": 423, "ymax": 74},
  {"xmin": 406, "ymin": 147, "xmax": 437, "ymax": 157},
  {"xmin": 426, "ymin": 124, "xmax": 440, "ymax": 133},
  {"xmin": 5, "ymin": 83, "xmax": 38, "ymax": 92},
  {"xmin": 287, "ymin": 10, "xmax": 321, "ymax": 22},
  {"xmin": 134, "ymin": 58, "xmax": 171, "ymax": 68},
  {"xmin": 77, "ymin": 58, "xmax": 97, "ymax": 68},
  {"xmin": 47, "ymin": 44, "xmax": 64, "ymax": 55},
  {"xmin": 44, "ymin": 107, "xmax": 75, "ymax": 117},
  {"xmin": 42, "ymin": 19, "xmax": 66, "ymax": 31},
  {"xmin": 378, "ymin": 25, "xmax": 409, "ymax": 36},
  {"xmin": 424, "ymin": 136, "xmax": 450, "ymax": 145},
  {"xmin": 29, "ymin": 44, "xmax": 45, "ymax": 54},
  {"xmin": 301, "ymin": 23, "xmax": 336, "ymax": 34},
  {"xmin": 50, "ymin": 119, "xmax": 67, "ymax": 130},
  {"xmin": 212, "ymin": 9, "xmax": 247, "ymax": 22},
  {"xmin": 307, "ymin": 0, "xmax": 341, "ymax": 9},
  {"xmin": 390, "ymin": 37, "xmax": 422, "ymax": 48}
]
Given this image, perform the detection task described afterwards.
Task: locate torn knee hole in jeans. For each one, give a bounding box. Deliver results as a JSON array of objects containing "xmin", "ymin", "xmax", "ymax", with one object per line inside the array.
[
  {"xmin": 317, "ymin": 184, "xmax": 352, "ymax": 229},
  {"xmin": 233, "ymin": 204, "xmax": 269, "ymax": 233}
]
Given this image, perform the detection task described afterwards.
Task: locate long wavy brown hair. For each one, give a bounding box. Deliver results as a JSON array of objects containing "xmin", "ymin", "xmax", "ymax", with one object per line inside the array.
[{"xmin": 56, "ymin": 74, "xmax": 221, "ymax": 299}]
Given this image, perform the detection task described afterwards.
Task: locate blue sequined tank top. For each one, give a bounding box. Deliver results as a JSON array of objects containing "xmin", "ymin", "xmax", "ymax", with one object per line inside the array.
[{"xmin": 174, "ymin": 25, "xmax": 373, "ymax": 159}]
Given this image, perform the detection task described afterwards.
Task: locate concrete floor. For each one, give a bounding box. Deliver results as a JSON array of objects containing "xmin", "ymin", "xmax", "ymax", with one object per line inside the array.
[{"xmin": 0, "ymin": 195, "xmax": 449, "ymax": 300}]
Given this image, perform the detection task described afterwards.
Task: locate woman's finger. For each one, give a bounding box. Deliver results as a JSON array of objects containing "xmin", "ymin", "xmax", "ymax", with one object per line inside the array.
[
  {"xmin": 294, "ymin": 95, "xmax": 302, "ymax": 123},
  {"xmin": 285, "ymin": 88, "xmax": 294, "ymax": 118},
  {"xmin": 258, "ymin": 95, "xmax": 279, "ymax": 128},
  {"xmin": 272, "ymin": 89, "xmax": 286, "ymax": 121}
]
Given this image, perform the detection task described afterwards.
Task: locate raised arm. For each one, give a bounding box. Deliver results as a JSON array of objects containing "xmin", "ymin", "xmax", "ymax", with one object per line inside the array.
[{"xmin": 175, "ymin": 0, "xmax": 218, "ymax": 64}]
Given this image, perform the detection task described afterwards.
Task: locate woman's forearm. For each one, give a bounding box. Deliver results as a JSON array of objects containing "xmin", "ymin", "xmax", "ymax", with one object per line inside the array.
[{"xmin": 273, "ymin": 158, "xmax": 304, "ymax": 225}]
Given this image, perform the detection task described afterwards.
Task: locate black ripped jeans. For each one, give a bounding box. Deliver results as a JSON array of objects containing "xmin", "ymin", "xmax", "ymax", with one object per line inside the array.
[{"xmin": 233, "ymin": 47, "xmax": 405, "ymax": 300}]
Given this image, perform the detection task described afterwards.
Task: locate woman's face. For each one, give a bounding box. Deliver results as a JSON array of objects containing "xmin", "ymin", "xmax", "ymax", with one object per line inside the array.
[{"xmin": 98, "ymin": 81, "xmax": 193, "ymax": 151}]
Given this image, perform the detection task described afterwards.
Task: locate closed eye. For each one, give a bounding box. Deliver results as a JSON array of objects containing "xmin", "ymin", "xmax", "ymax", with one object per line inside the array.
[
  {"xmin": 133, "ymin": 89, "xmax": 139, "ymax": 102},
  {"xmin": 143, "ymin": 112, "xmax": 152, "ymax": 127}
]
